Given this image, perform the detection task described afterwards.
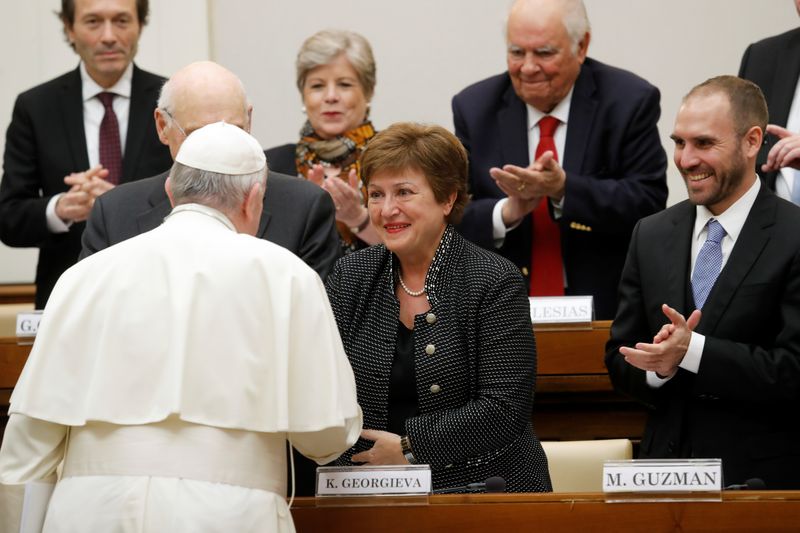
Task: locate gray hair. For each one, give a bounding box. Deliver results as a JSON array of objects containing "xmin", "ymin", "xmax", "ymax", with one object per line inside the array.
[
  {"xmin": 156, "ymin": 78, "xmax": 178, "ymax": 113},
  {"xmin": 561, "ymin": 0, "xmax": 590, "ymax": 50},
  {"xmin": 295, "ymin": 29, "xmax": 376, "ymax": 100},
  {"xmin": 506, "ymin": 0, "xmax": 591, "ymax": 53},
  {"xmin": 168, "ymin": 161, "xmax": 267, "ymax": 213}
]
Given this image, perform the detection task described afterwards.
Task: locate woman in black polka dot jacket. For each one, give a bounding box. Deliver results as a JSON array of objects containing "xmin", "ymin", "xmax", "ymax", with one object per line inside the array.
[{"xmin": 325, "ymin": 123, "xmax": 552, "ymax": 493}]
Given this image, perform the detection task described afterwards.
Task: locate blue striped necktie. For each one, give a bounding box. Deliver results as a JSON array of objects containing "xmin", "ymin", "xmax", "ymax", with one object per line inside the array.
[{"xmin": 692, "ymin": 219, "xmax": 726, "ymax": 310}]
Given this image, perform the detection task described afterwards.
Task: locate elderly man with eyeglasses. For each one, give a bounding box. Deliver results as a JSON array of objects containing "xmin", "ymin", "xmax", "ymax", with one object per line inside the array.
[{"xmin": 79, "ymin": 61, "xmax": 341, "ymax": 280}]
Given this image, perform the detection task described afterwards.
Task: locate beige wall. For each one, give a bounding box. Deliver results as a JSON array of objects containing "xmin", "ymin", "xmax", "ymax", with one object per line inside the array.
[{"xmin": 0, "ymin": 0, "xmax": 797, "ymax": 283}]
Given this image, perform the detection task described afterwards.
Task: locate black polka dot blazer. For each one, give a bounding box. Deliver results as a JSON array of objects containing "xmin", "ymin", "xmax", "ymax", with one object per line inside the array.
[{"xmin": 325, "ymin": 226, "xmax": 552, "ymax": 492}]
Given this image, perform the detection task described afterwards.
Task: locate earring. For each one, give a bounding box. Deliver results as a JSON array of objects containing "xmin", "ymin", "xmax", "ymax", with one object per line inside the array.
[{"xmin": 301, "ymin": 106, "xmax": 307, "ymax": 115}]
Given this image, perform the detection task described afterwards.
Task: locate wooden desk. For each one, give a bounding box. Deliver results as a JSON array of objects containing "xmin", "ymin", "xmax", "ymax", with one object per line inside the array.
[
  {"xmin": 291, "ymin": 492, "xmax": 800, "ymax": 532},
  {"xmin": 0, "ymin": 337, "xmax": 29, "ymax": 389},
  {"xmin": 0, "ymin": 321, "xmax": 646, "ymax": 443},
  {"xmin": 533, "ymin": 321, "xmax": 646, "ymax": 442},
  {"xmin": 0, "ymin": 284, "xmax": 35, "ymax": 305},
  {"xmin": 0, "ymin": 337, "xmax": 32, "ymax": 438}
]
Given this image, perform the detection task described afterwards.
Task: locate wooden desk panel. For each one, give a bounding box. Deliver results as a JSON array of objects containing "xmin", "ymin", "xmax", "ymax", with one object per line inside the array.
[
  {"xmin": 0, "ymin": 284, "xmax": 35, "ymax": 305},
  {"xmin": 291, "ymin": 492, "xmax": 800, "ymax": 532},
  {"xmin": 532, "ymin": 321, "xmax": 646, "ymax": 442},
  {"xmin": 0, "ymin": 338, "xmax": 30, "ymax": 389},
  {"xmin": 535, "ymin": 321, "xmax": 611, "ymax": 375}
]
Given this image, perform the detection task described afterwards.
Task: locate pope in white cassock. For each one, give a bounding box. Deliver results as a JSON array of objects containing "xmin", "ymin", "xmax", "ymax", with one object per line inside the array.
[{"xmin": 0, "ymin": 121, "xmax": 362, "ymax": 533}]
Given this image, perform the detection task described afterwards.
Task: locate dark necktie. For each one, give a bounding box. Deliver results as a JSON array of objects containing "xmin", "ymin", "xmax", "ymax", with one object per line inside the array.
[
  {"xmin": 692, "ymin": 219, "xmax": 726, "ymax": 309},
  {"xmin": 97, "ymin": 92, "xmax": 122, "ymax": 185},
  {"xmin": 529, "ymin": 115, "xmax": 564, "ymax": 296}
]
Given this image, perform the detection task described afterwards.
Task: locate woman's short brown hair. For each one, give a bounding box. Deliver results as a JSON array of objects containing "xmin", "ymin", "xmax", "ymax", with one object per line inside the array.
[{"xmin": 360, "ymin": 122, "xmax": 470, "ymax": 224}]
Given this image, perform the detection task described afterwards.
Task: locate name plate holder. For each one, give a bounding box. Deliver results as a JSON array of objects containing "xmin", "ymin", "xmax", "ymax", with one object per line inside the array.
[
  {"xmin": 315, "ymin": 465, "xmax": 431, "ymax": 505},
  {"xmin": 529, "ymin": 295, "xmax": 593, "ymax": 330},
  {"xmin": 603, "ymin": 458, "xmax": 722, "ymax": 503},
  {"xmin": 16, "ymin": 311, "xmax": 42, "ymax": 345}
]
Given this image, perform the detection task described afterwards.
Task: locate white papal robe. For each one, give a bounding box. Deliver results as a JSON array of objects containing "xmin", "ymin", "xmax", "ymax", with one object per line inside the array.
[{"xmin": 0, "ymin": 204, "xmax": 362, "ymax": 533}]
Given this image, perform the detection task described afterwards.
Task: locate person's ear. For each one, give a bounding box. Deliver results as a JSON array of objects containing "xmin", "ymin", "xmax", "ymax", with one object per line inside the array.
[
  {"xmin": 155, "ymin": 108, "xmax": 169, "ymax": 146},
  {"xmin": 743, "ymin": 125, "xmax": 763, "ymax": 160},
  {"xmin": 243, "ymin": 181, "xmax": 263, "ymax": 224},
  {"xmin": 164, "ymin": 176, "xmax": 175, "ymax": 207},
  {"xmin": 442, "ymin": 191, "xmax": 457, "ymax": 217},
  {"xmin": 245, "ymin": 105, "xmax": 254, "ymax": 133},
  {"xmin": 576, "ymin": 32, "xmax": 591, "ymax": 63}
]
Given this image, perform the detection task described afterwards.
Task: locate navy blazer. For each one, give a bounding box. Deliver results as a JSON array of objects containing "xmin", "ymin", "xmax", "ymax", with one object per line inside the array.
[
  {"xmin": 0, "ymin": 65, "xmax": 172, "ymax": 307},
  {"xmin": 80, "ymin": 169, "xmax": 341, "ymax": 280},
  {"xmin": 452, "ymin": 58, "xmax": 668, "ymax": 319},
  {"xmin": 739, "ymin": 27, "xmax": 800, "ymax": 189},
  {"xmin": 606, "ymin": 185, "xmax": 800, "ymax": 489}
]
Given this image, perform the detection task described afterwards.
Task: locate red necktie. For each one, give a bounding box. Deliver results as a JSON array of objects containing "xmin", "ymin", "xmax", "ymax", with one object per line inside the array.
[
  {"xmin": 98, "ymin": 92, "xmax": 122, "ymax": 185},
  {"xmin": 529, "ymin": 116, "xmax": 564, "ymax": 296}
]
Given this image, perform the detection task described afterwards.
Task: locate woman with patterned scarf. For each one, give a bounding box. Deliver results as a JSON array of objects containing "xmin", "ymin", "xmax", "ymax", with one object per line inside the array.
[{"xmin": 266, "ymin": 30, "xmax": 380, "ymax": 254}]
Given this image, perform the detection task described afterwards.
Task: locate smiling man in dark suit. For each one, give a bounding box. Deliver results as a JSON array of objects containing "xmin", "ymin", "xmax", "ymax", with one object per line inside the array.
[
  {"xmin": 79, "ymin": 61, "xmax": 340, "ymax": 281},
  {"xmin": 452, "ymin": 0, "xmax": 667, "ymax": 320},
  {"xmin": 606, "ymin": 76, "xmax": 800, "ymax": 489},
  {"xmin": 0, "ymin": 0, "xmax": 172, "ymax": 308}
]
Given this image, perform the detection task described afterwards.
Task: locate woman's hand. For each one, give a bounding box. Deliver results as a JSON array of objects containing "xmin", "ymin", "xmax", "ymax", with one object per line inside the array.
[
  {"xmin": 307, "ymin": 164, "xmax": 327, "ymax": 187},
  {"xmin": 351, "ymin": 429, "xmax": 407, "ymax": 465},
  {"xmin": 321, "ymin": 168, "xmax": 366, "ymax": 227},
  {"xmin": 306, "ymin": 165, "xmax": 380, "ymax": 244}
]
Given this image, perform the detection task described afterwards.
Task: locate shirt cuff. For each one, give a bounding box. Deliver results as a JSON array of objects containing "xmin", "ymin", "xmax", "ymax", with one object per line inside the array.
[
  {"xmin": 645, "ymin": 332, "xmax": 703, "ymax": 388},
  {"xmin": 492, "ymin": 198, "xmax": 524, "ymax": 248},
  {"xmin": 679, "ymin": 331, "xmax": 704, "ymax": 374},
  {"xmin": 550, "ymin": 195, "xmax": 564, "ymax": 220},
  {"xmin": 646, "ymin": 370, "xmax": 672, "ymax": 388},
  {"xmin": 46, "ymin": 194, "xmax": 72, "ymax": 233}
]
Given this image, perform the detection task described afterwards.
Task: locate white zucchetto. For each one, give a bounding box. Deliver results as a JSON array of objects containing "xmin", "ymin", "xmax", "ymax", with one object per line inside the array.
[{"xmin": 175, "ymin": 121, "xmax": 266, "ymax": 175}]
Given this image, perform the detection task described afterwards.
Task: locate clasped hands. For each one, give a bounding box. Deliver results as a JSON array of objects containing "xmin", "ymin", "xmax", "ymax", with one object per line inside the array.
[
  {"xmin": 619, "ymin": 304, "xmax": 701, "ymax": 379},
  {"xmin": 350, "ymin": 429, "xmax": 408, "ymax": 465},
  {"xmin": 489, "ymin": 151, "xmax": 565, "ymax": 226},
  {"xmin": 307, "ymin": 164, "xmax": 366, "ymax": 228},
  {"xmin": 55, "ymin": 165, "xmax": 114, "ymax": 223}
]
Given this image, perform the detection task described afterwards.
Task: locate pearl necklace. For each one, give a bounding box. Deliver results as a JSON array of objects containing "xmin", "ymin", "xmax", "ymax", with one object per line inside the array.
[{"xmin": 398, "ymin": 273, "xmax": 426, "ymax": 297}]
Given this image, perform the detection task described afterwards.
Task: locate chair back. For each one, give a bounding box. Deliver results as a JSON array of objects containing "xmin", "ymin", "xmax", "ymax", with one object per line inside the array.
[{"xmin": 541, "ymin": 439, "xmax": 633, "ymax": 492}]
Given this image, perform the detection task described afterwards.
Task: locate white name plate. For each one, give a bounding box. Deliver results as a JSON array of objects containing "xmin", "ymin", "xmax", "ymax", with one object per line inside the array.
[
  {"xmin": 316, "ymin": 465, "xmax": 431, "ymax": 497},
  {"xmin": 529, "ymin": 295, "xmax": 593, "ymax": 324},
  {"xmin": 16, "ymin": 312, "xmax": 42, "ymax": 337},
  {"xmin": 603, "ymin": 459, "xmax": 722, "ymax": 493}
]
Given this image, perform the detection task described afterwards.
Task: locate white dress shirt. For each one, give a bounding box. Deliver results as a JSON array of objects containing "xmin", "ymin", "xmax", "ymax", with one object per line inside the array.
[
  {"xmin": 46, "ymin": 62, "xmax": 133, "ymax": 232},
  {"xmin": 647, "ymin": 177, "xmax": 761, "ymax": 387},
  {"xmin": 773, "ymin": 74, "xmax": 800, "ymax": 202}
]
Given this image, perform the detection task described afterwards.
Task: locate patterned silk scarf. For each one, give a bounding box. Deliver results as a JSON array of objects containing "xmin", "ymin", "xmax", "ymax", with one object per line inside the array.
[{"xmin": 294, "ymin": 120, "xmax": 376, "ymax": 250}]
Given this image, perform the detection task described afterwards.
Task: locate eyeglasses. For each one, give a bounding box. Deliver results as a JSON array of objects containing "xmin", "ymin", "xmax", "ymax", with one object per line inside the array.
[{"xmin": 160, "ymin": 107, "xmax": 187, "ymax": 138}]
